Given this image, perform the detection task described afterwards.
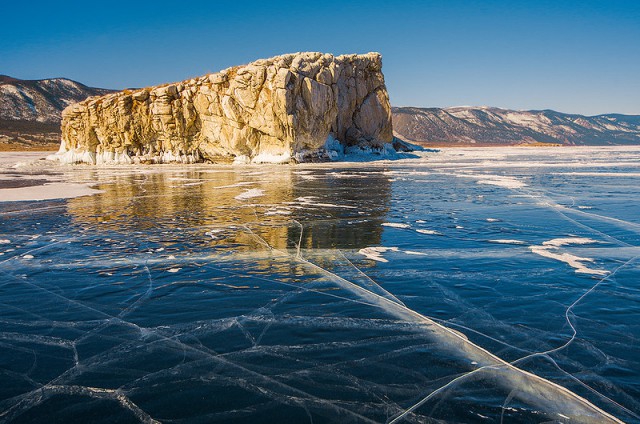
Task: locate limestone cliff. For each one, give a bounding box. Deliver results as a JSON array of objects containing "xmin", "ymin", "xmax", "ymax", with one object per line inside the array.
[{"xmin": 49, "ymin": 52, "xmax": 393, "ymax": 164}]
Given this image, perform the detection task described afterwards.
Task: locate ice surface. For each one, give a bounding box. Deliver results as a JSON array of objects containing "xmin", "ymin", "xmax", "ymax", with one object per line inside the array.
[
  {"xmin": 543, "ymin": 237, "xmax": 601, "ymax": 247},
  {"xmin": 416, "ymin": 229, "xmax": 442, "ymax": 235},
  {"xmin": 234, "ymin": 188, "xmax": 265, "ymax": 200},
  {"xmin": 358, "ymin": 246, "xmax": 399, "ymax": 262},
  {"xmin": 488, "ymin": 239, "xmax": 526, "ymax": 245},
  {"xmin": 529, "ymin": 244, "xmax": 609, "ymax": 275},
  {"xmin": 382, "ymin": 222, "xmax": 411, "ymax": 229},
  {"xmin": 0, "ymin": 183, "xmax": 103, "ymax": 202},
  {"xmin": 1, "ymin": 148, "xmax": 640, "ymax": 423}
]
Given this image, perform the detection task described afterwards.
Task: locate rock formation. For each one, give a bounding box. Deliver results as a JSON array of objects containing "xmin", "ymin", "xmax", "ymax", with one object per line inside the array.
[{"xmin": 49, "ymin": 52, "xmax": 394, "ymax": 164}]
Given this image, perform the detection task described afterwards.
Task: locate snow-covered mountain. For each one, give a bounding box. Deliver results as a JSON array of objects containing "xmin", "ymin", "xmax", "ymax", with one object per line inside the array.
[
  {"xmin": 0, "ymin": 75, "xmax": 113, "ymax": 123},
  {"xmin": 0, "ymin": 75, "xmax": 114, "ymax": 149},
  {"xmin": 392, "ymin": 106, "xmax": 640, "ymax": 146}
]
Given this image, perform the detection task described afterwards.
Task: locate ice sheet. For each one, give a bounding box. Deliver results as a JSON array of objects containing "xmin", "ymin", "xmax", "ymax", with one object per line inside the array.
[{"xmin": 1, "ymin": 148, "xmax": 640, "ymax": 423}]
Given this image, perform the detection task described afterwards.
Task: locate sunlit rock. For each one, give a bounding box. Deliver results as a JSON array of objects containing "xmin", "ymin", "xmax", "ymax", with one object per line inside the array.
[{"xmin": 49, "ymin": 52, "xmax": 394, "ymax": 164}]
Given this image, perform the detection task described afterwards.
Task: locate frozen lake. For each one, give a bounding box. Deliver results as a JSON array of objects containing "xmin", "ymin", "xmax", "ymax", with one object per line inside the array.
[{"xmin": 1, "ymin": 147, "xmax": 639, "ymax": 423}]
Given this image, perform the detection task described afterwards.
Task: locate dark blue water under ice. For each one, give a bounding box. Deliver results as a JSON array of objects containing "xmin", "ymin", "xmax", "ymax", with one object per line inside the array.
[{"xmin": 1, "ymin": 148, "xmax": 639, "ymax": 423}]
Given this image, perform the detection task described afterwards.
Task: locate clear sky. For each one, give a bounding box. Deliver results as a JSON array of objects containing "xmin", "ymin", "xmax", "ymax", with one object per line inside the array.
[{"xmin": 1, "ymin": 0, "xmax": 639, "ymax": 115}]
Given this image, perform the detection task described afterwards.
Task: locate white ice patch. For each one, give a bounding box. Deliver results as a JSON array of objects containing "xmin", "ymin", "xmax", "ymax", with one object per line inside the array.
[
  {"xmin": 542, "ymin": 237, "xmax": 600, "ymax": 247},
  {"xmin": 486, "ymin": 218, "xmax": 500, "ymax": 222},
  {"xmin": 264, "ymin": 209, "xmax": 292, "ymax": 216},
  {"xmin": 455, "ymin": 173, "xmax": 527, "ymax": 189},
  {"xmin": 0, "ymin": 183, "xmax": 103, "ymax": 202},
  {"xmin": 358, "ymin": 246, "xmax": 428, "ymax": 262},
  {"xmin": 405, "ymin": 250, "xmax": 428, "ymax": 256},
  {"xmin": 232, "ymin": 155, "xmax": 250, "ymax": 165},
  {"xmin": 205, "ymin": 229, "xmax": 226, "ymax": 240},
  {"xmin": 382, "ymin": 222, "xmax": 411, "ymax": 229},
  {"xmin": 292, "ymin": 196, "xmax": 356, "ymax": 209},
  {"xmin": 167, "ymin": 268, "xmax": 181, "ymax": 273},
  {"xmin": 234, "ymin": 188, "xmax": 265, "ymax": 200},
  {"xmin": 530, "ymin": 237, "xmax": 607, "ymax": 275},
  {"xmin": 488, "ymin": 239, "xmax": 526, "ymax": 245},
  {"xmin": 250, "ymin": 151, "xmax": 291, "ymax": 164},
  {"xmin": 416, "ymin": 229, "xmax": 442, "ymax": 235},
  {"xmin": 358, "ymin": 247, "xmax": 399, "ymax": 263},
  {"xmin": 476, "ymin": 176, "xmax": 526, "ymax": 189},
  {"xmin": 0, "ymin": 239, "xmax": 10, "ymax": 244}
]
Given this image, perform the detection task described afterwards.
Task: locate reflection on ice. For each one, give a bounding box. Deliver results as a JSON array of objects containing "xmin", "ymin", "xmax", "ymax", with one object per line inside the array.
[{"xmin": 234, "ymin": 188, "xmax": 266, "ymax": 200}]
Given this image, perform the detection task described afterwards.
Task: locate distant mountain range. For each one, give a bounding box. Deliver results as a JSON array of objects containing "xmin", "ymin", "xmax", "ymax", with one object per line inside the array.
[
  {"xmin": 0, "ymin": 75, "xmax": 113, "ymax": 123},
  {"xmin": 1, "ymin": 75, "xmax": 639, "ymax": 150},
  {"xmin": 0, "ymin": 75, "xmax": 113, "ymax": 149},
  {"xmin": 392, "ymin": 106, "xmax": 640, "ymax": 146}
]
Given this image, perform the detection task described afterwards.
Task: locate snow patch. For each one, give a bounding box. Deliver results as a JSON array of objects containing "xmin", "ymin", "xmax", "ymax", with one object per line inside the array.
[{"xmin": 530, "ymin": 237, "xmax": 607, "ymax": 275}]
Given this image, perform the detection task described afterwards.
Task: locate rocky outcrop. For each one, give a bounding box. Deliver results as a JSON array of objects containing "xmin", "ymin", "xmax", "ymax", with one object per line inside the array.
[
  {"xmin": 392, "ymin": 106, "xmax": 640, "ymax": 146},
  {"xmin": 50, "ymin": 52, "xmax": 394, "ymax": 164}
]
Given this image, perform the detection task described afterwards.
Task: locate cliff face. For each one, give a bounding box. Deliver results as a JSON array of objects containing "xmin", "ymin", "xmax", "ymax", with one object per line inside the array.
[
  {"xmin": 50, "ymin": 52, "xmax": 393, "ymax": 164},
  {"xmin": 392, "ymin": 106, "xmax": 640, "ymax": 146}
]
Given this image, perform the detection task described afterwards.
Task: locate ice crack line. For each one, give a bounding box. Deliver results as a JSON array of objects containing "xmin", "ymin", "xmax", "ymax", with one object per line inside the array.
[{"xmin": 243, "ymin": 219, "xmax": 627, "ymax": 424}]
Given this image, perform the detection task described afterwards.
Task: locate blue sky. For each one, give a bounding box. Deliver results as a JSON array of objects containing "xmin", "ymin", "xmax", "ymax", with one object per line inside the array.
[{"xmin": 1, "ymin": 0, "xmax": 639, "ymax": 115}]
